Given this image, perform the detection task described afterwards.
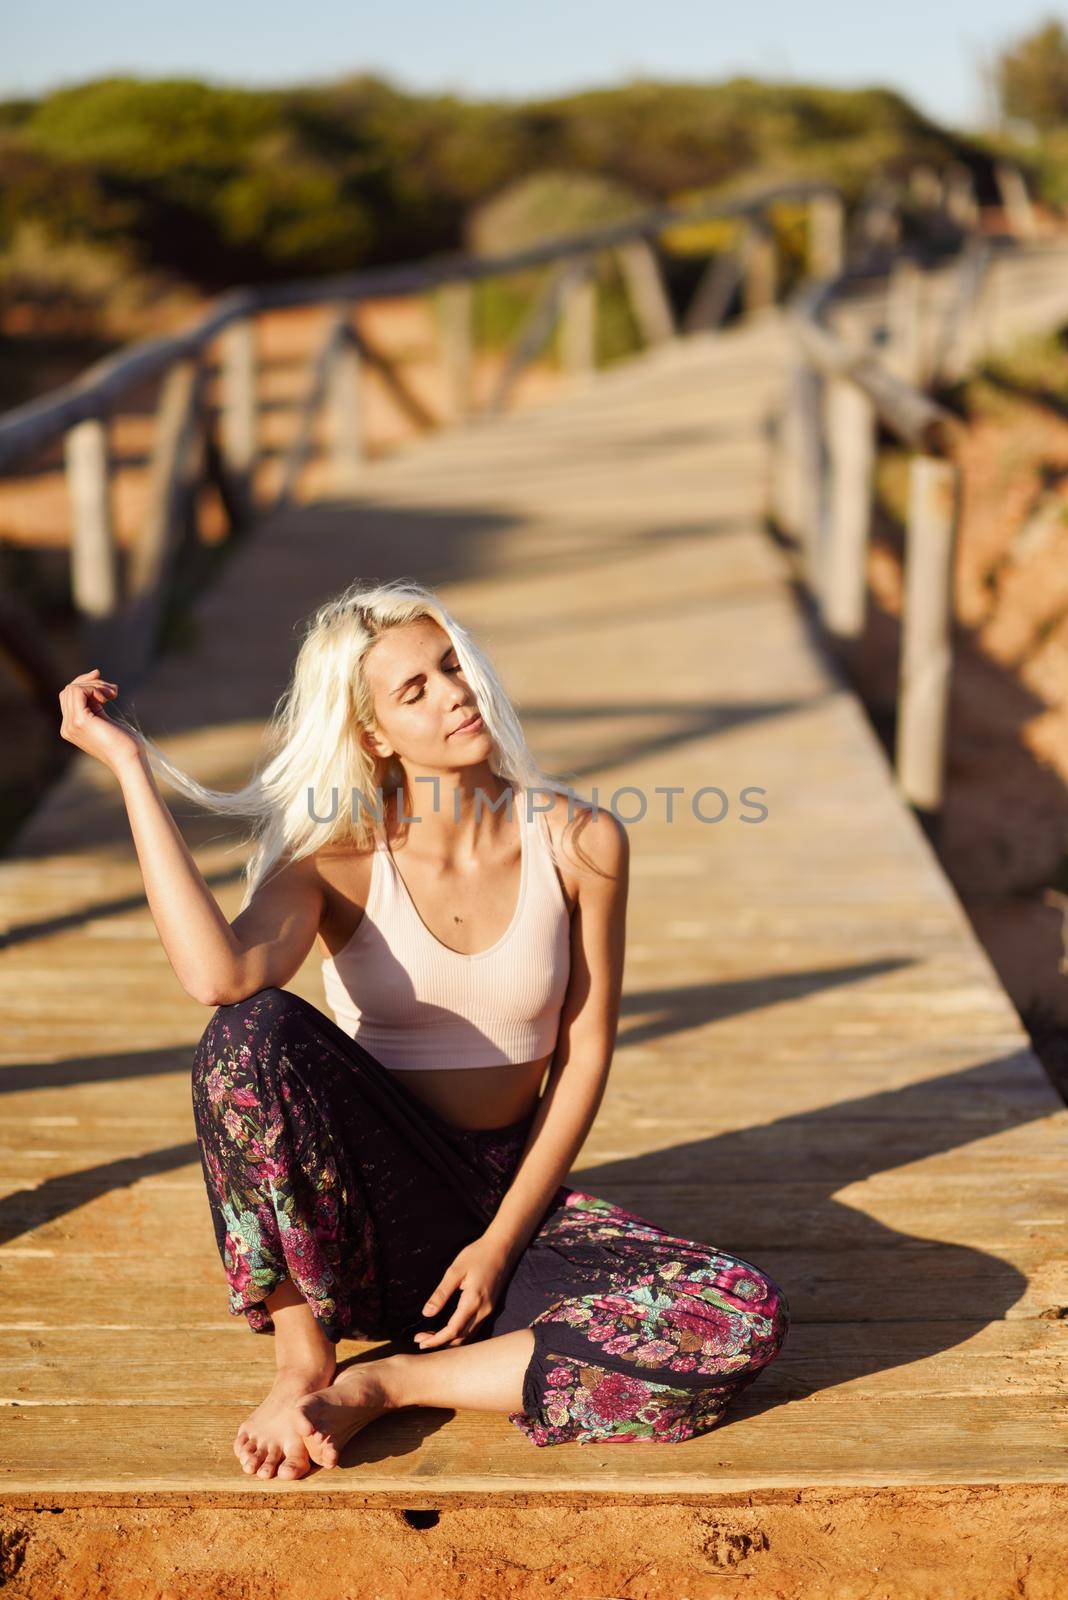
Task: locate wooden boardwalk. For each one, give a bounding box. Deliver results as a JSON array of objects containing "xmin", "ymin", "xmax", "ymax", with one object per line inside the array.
[{"xmin": 1, "ymin": 310, "xmax": 1065, "ymax": 1596}]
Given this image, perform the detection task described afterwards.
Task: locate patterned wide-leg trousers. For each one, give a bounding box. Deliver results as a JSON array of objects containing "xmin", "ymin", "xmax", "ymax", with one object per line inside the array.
[{"xmin": 191, "ymin": 986, "xmax": 790, "ymax": 1447}]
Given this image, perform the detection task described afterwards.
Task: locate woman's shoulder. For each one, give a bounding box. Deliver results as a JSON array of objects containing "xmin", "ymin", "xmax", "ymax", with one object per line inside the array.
[
  {"xmin": 308, "ymin": 834, "xmax": 380, "ymax": 907},
  {"xmin": 526, "ymin": 786, "xmax": 628, "ymax": 898},
  {"xmin": 306, "ymin": 836, "xmax": 382, "ymax": 958}
]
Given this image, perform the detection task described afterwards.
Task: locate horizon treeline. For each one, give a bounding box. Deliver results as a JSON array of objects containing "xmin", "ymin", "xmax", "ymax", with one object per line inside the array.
[{"xmin": 0, "ymin": 71, "xmax": 1003, "ymax": 295}]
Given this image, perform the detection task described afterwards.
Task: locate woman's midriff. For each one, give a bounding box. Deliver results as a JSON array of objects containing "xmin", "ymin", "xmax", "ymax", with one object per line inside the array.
[{"xmin": 387, "ymin": 1054, "xmax": 552, "ymax": 1132}]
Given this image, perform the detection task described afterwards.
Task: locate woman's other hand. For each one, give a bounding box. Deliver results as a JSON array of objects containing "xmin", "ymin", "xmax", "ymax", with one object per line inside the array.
[
  {"xmin": 58, "ymin": 669, "xmax": 140, "ymax": 773},
  {"xmin": 414, "ymin": 1234, "xmax": 515, "ymax": 1350}
]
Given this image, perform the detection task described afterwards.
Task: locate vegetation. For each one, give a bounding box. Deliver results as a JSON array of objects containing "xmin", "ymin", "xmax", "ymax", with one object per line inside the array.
[
  {"xmin": 997, "ymin": 16, "xmax": 1068, "ymax": 133},
  {"xmin": 990, "ymin": 16, "xmax": 1068, "ymax": 210},
  {"xmin": 0, "ymin": 71, "xmax": 1002, "ymax": 314}
]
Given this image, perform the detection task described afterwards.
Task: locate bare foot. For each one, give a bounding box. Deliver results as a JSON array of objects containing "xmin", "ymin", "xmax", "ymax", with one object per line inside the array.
[
  {"xmin": 234, "ymin": 1363, "xmax": 337, "ymax": 1480},
  {"xmin": 293, "ymin": 1361, "xmax": 398, "ymax": 1470}
]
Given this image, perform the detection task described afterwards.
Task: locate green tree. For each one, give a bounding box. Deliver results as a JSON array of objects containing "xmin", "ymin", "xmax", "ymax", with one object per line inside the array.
[{"xmin": 997, "ymin": 18, "xmax": 1068, "ymax": 132}]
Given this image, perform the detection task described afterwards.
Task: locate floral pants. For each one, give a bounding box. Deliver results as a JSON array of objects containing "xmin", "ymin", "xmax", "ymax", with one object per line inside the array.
[{"xmin": 191, "ymin": 986, "xmax": 790, "ymax": 1447}]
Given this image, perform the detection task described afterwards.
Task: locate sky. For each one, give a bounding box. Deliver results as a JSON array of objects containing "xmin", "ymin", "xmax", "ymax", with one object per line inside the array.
[{"xmin": 1, "ymin": 0, "xmax": 1049, "ymax": 132}]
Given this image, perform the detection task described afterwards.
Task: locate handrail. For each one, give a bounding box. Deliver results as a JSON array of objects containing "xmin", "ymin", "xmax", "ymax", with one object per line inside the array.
[
  {"xmin": 787, "ymin": 280, "xmax": 964, "ymax": 456},
  {"xmin": 0, "ymin": 177, "xmax": 838, "ymax": 473},
  {"xmin": 0, "ymin": 170, "xmax": 857, "ymax": 699},
  {"xmin": 775, "ymin": 214, "xmax": 1068, "ymax": 832}
]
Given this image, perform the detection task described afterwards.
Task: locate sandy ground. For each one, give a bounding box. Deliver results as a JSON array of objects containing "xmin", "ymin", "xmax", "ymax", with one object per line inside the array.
[{"xmin": 2, "ymin": 1486, "xmax": 1066, "ymax": 1598}]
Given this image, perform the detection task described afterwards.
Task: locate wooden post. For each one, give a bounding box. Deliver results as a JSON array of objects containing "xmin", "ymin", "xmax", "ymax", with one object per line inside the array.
[
  {"xmin": 909, "ymin": 165, "xmax": 943, "ymax": 210},
  {"xmin": 808, "ymin": 193, "xmax": 845, "ymax": 278},
  {"xmin": 742, "ymin": 217, "xmax": 777, "ymax": 313},
  {"xmin": 121, "ymin": 358, "xmax": 200, "ymax": 679},
  {"xmin": 886, "ymin": 258, "xmax": 924, "ymax": 385},
  {"xmin": 780, "ymin": 359, "xmax": 824, "ymax": 586},
  {"xmin": 269, "ymin": 309, "xmax": 352, "ymax": 512},
  {"xmin": 65, "ymin": 418, "xmax": 120, "ymax": 625},
  {"xmin": 823, "ymin": 376, "xmax": 875, "ymax": 638},
  {"xmin": 896, "ymin": 454, "xmax": 959, "ymax": 817},
  {"xmin": 614, "ymin": 238, "xmax": 675, "ymax": 345},
  {"xmin": 945, "ymin": 163, "xmax": 979, "ymax": 232},
  {"xmin": 219, "ymin": 317, "xmax": 257, "ymax": 516},
  {"xmin": 859, "ymin": 186, "xmax": 900, "ymax": 250},
  {"xmin": 128, "ymin": 359, "xmax": 199, "ymax": 602},
  {"xmin": 560, "ymin": 258, "xmax": 596, "ymax": 378},
  {"xmin": 929, "ymin": 240, "xmax": 990, "ymax": 384},
  {"xmin": 972, "ymin": 252, "xmax": 1006, "ymax": 360},
  {"xmin": 326, "ymin": 306, "xmax": 364, "ymax": 492},
  {"xmin": 994, "ymin": 162, "xmax": 1038, "ymax": 240},
  {"xmin": 776, "ymin": 369, "xmax": 802, "ymax": 540},
  {"xmin": 683, "ymin": 250, "xmax": 743, "ymax": 333},
  {"xmin": 439, "ymin": 281, "xmax": 474, "ymax": 421}
]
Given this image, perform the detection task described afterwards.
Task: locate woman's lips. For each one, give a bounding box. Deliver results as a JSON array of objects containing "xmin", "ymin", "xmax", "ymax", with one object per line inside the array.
[{"xmin": 450, "ymin": 712, "xmax": 484, "ymax": 736}]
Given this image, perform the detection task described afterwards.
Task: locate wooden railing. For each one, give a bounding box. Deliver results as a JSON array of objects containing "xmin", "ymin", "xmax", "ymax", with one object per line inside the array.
[
  {"xmin": 0, "ymin": 157, "xmax": 1047, "ymax": 712},
  {"xmin": 0, "ymin": 176, "xmax": 854, "ymax": 690},
  {"xmin": 773, "ymin": 213, "xmax": 1068, "ymax": 833}
]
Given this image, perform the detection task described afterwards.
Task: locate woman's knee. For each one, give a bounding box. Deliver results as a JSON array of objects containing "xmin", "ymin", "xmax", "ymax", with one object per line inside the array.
[
  {"xmin": 194, "ymin": 986, "xmax": 303, "ymax": 1063},
  {"xmin": 651, "ymin": 1255, "xmax": 790, "ymax": 1382},
  {"xmin": 214, "ymin": 985, "xmax": 303, "ymax": 1028},
  {"xmin": 722, "ymin": 1264, "xmax": 790, "ymax": 1376}
]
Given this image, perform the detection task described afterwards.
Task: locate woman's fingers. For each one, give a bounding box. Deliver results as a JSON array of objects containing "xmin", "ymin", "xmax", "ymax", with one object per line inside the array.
[
  {"xmin": 71, "ymin": 670, "xmax": 118, "ymax": 688},
  {"xmin": 419, "ymin": 1290, "xmax": 482, "ymax": 1349},
  {"xmin": 59, "ymin": 673, "xmax": 119, "ymax": 712}
]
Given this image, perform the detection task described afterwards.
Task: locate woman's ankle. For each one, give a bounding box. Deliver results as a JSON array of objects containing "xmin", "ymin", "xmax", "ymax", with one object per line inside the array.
[
  {"xmin": 273, "ymin": 1355, "xmax": 336, "ymax": 1390},
  {"xmin": 265, "ymin": 1277, "xmax": 337, "ymax": 1383}
]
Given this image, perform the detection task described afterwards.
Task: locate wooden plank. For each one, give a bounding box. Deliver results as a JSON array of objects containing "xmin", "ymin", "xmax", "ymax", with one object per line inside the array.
[
  {"xmin": 1, "ymin": 1395, "xmax": 1064, "ymax": 1493},
  {"xmin": 1, "ymin": 1239, "xmax": 1062, "ymax": 1326},
  {"xmin": 4, "ymin": 1318, "xmax": 1061, "ymax": 1404},
  {"xmin": 4, "ymin": 1171, "xmax": 1065, "ymax": 1258}
]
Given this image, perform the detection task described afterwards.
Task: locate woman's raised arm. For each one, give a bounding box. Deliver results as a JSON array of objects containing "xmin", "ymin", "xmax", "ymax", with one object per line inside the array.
[{"xmin": 58, "ymin": 668, "xmax": 324, "ymax": 1006}]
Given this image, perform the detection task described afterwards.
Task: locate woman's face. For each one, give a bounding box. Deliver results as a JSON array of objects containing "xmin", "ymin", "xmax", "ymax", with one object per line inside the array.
[{"xmin": 362, "ymin": 617, "xmax": 491, "ymax": 769}]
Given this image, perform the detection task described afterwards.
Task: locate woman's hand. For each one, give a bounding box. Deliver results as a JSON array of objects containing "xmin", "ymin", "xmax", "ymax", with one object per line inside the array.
[
  {"xmin": 58, "ymin": 669, "xmax": 140, "ymax": 773},
  {"xmin": 415, "ymin": 1234, "xmax": 516, "ymax": 1350}
]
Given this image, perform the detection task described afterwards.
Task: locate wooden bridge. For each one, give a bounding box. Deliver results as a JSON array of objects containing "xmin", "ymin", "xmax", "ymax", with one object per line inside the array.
[{"xmin": 0, "ymin": 180, "xmax": 1066, "ymax": 1598}]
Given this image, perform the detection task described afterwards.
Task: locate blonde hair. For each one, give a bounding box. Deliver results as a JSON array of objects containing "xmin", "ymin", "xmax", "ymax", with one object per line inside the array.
[{"xmin": 115, "ymin": 576, "xmax": 581, "ymax": 911}]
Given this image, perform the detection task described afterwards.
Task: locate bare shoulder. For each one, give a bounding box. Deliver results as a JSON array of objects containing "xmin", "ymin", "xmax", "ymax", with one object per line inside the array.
[
  {"xmin": 312, "ymin": 836, "xmax": 378, "ymax": 876},
  {"xmin": 308, "ymin": 836, "xmax": 379, "ymax": 955},
  {"xmin": 251, "ymin": 846, "xmax": 323, "ymax": 899},
  {"xmin": 536, "ymin": 787, "xmax": 629, "ymax": 910}
]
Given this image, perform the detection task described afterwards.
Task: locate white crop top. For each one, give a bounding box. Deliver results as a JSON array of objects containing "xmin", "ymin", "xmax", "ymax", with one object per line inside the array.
[{"xmin": 320, "ymin": 787, "xmax": 571, "ymax": 1070}]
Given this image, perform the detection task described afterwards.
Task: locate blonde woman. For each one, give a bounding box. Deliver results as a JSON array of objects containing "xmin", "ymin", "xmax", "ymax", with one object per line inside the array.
[{"xmin": 58, "ymin": 577, "xmax": 789, "ymax": 1480}]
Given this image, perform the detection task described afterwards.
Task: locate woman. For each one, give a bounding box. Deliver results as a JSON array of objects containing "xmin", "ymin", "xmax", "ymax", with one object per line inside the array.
[{"xmin": 58, "ymin": 576, "xmax": 790, "ymax": 1481}]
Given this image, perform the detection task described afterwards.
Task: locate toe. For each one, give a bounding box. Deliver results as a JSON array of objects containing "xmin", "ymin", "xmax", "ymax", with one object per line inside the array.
[
  {"xmin": 277, "ymin": 1455, "xmax": 310, "ymax": 1480},
  {"xmin": 257, "ymin": 1447, "xmax": 283, "ymax": 1479},
  {"xmin": 292, "ymin": 1406, "xmax": 317, "ymax": 1439}
]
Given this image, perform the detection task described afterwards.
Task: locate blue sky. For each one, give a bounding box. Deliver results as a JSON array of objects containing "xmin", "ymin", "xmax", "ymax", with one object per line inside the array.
[{"xmin": 2, "ymin": 0, "xmax": 1046, "ymax": 131}]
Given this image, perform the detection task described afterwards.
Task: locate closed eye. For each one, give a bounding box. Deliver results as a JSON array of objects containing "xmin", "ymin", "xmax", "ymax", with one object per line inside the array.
[{"xmin": 404, "ymin": 664, "xmax": 463, "ymax": 704}]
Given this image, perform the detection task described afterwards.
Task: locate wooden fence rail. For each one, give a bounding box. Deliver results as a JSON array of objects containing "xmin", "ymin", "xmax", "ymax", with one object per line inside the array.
[
  {"xmin": 2, "ymin": 175, "xmax": 855, "ymax": 687},
  {"xmin": 775, "ymin": 218, "xmax": 1068, "ymax": 833}
]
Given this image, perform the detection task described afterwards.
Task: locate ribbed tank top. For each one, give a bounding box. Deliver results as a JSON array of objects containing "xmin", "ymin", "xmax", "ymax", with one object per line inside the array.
[{"xmin": 320, "ymin": 787, "xmax": 571, "ymax": 1071}]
